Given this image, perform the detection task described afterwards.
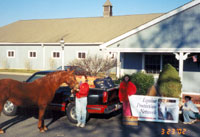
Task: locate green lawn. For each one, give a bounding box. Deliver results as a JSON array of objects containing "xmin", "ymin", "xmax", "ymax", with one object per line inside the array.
[{"xmin": 0, "ymin": 69, "xmax": 40, "ymax": 74}]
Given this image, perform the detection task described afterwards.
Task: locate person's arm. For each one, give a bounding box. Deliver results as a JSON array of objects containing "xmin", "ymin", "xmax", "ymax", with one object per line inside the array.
[
  {"xmin": 128, "ymin": 82, "xmax": 137, "ymax": 96},
  {"xmin": 188, "ymin": 101, "xmax": 199, "ymax": 113},
  {"xmin": 118, "ymin": 83, "xmax": 123, "ymax": 103}
]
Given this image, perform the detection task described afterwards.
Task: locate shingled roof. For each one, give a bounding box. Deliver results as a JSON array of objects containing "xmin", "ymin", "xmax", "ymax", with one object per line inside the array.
[
  {"xmin": 0, "ymin": 14, "xmax": 163, "ymax": 43},
  {"xmin": 104, "ymin": 0, "xmax": 112, "ymax": 6}
]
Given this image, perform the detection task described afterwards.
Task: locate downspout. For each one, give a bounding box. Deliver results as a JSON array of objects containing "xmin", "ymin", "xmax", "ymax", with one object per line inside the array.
[{"xmin": 41, "ymin": 43, "xmax": 45, "ymax": 70}]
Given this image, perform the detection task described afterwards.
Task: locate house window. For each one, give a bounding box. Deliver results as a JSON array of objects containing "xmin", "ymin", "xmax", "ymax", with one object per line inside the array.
[
  {"xmin": 145, "ymin": 55, "xmax": 160, "ymax": 74},
  {"xmin": 29, "ymin": 51, "xmax": 37, "ymax": 58},
  {"xmin": 78, "ymin": 52, "xmax": 86, "ymax": 59},
  {"xmin": 7, "ymin": 50, "xmax": 15, "ymax": 58},
  {"xmin": 52, "ymin": 51, "xmax": 60, "ymax": 59}
]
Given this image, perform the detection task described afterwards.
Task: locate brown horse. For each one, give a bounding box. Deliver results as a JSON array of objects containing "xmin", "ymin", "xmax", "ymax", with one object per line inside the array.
[{"xmin": 0, "ymin": 70, "xmax": 78, "ymax": 133}]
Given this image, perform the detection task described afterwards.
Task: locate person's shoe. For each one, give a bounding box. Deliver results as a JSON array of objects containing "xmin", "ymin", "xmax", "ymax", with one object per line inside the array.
[
  {"xmin": 184, "ymin": 121, "xmax": 193, "ymax": 124},
  {"xmin": 80, "ymin": 123, "xmax": 85, "ymax": 128},
  {"xmin": 191, "ymin": 119, "xmax": 197, "ymax": 123},
  {"xmin": 188, "ymin": 121, "xmax": 193, "ymax": 124},
  {"xmin": 76, "ymin": 123, "xmax": 81, "ymax": 127}
]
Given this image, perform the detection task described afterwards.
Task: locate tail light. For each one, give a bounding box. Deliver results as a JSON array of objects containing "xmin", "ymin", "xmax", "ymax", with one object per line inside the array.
[{"xmin": 103, "ymin": 91, "xmax": 108, "ymax": 103}]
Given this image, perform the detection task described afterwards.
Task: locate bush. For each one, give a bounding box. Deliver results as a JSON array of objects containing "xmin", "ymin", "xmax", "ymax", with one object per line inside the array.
[
  {"xmin": 131, "ymin": 72, "xmax": 154, "ymax": 95},
  {"xmin": 69, "ymin": 54, "xmax": 116, "ymax": 76},
  {"xmin": 157, "ymin": 64, "xmax": 182, "ymax": 98}
]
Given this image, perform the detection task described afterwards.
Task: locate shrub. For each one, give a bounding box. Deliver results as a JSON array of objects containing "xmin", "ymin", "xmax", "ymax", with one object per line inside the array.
[
  {"xmin": 131, "ymin": 72, "xmax": 154, "ymax": 95},
  {"xmin": 157, "ymin": 64, "xmax": 182, "ymax": 98},
  {"xmin": 69, "ymin": 54, "xmax": 116, "ymax": 76}
]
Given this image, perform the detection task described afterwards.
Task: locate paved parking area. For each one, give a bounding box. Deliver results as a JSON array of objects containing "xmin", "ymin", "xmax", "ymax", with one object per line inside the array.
[
  {"xmin": 0, "ymin": 110, "xmax": 200, "ymax": 137},
  {"xmin": 0, "ymin": 73, "xmax": 200, "ymax": 137}
]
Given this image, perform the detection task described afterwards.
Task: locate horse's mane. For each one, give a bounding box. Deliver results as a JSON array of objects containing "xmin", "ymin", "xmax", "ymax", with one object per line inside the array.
[{"xmin": 33, "ymin": 71, "xmax": 65, "ymax": 83}]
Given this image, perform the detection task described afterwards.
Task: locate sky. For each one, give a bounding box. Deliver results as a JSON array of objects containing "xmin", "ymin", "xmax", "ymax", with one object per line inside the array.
[{"xmin": 0, "ymin": 0, "xmax": 192, "ymax": 27}]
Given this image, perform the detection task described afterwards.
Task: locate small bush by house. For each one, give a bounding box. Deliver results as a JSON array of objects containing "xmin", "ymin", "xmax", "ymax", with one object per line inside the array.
[{"xmin": 131, "ymin": 72, "xmax": 154, "ymax": 95}]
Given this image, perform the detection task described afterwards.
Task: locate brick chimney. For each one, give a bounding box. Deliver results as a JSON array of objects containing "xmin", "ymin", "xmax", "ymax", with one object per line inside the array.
[{"xmin": 103, "ymin": 0, "xmax": 112, "ymax": 17}]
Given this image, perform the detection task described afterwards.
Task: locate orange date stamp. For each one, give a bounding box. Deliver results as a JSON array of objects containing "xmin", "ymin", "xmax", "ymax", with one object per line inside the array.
[{"xmin": 161, "ymin": 128, "xmax": 187, "ymax": 135}]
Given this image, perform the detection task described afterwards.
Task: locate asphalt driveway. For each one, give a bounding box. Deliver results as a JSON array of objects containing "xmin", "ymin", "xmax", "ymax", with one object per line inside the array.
[{"xmin": 0, "ymin": 110, "xmax": 200, "ymax": 137}]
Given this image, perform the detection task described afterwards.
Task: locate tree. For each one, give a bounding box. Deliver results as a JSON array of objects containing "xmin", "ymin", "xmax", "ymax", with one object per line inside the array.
[
  {"xmin": 157, "ymin": 64, "xmax": 182, "ymax": 98},
  {"xmin": 69, "ymin": 54, "xmax": 117, "ymax": 76}
]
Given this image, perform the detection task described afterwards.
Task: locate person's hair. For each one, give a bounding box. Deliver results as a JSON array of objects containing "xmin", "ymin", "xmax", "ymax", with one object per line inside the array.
[
  {"xmin": 82, "ymin": 75, "xmax": 88, "ymax": 82},
  {"xmin": 185, "ymin": 96, "xmax": 192, "ymax": 100},
  {"xmin": 82, "ymin": 75, "xmax": 88, "ymax": 80},
  {"xmin": 122, "ymin": 75, "xmax": 131, "ymax": 82}
]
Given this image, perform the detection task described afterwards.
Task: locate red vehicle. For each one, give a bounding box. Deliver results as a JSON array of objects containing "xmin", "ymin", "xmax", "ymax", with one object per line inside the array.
[{"xmin": 3, "ymin": 71, "xmax": 122, "ymax": 123}]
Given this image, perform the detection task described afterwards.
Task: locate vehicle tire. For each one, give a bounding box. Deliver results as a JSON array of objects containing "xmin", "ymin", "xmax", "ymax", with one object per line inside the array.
[
  {"xmin": 66, "ymin": 103, "xmax": 89, "ymax": 124},
  {"xmin": 3, "ymin": 101, "xmax": 18, "ymax": 116}
]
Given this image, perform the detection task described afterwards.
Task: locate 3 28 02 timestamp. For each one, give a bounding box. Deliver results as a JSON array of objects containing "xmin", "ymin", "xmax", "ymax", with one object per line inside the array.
[{"xmin": 161, "ymin": 128, "xmax": 187, "ymax": 135}]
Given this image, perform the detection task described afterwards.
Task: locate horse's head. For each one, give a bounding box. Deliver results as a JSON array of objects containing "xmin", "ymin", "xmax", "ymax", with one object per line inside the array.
[{"xmin": 60, "ymin": 70, "xmax": 79, "ymax": 91}]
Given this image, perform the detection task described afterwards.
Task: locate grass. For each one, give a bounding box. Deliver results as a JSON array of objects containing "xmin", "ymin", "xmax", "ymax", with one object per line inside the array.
[
  {"xmin": 0, "ymin": 69, "xmax": 40, "ymax": 74},
  {"xmin": 96, "ymin": 72, "xmax": 117, "ymax": 80},
  {"xmin": 0, "ymin": 69, "xmax": 118, "ymax": 80}
]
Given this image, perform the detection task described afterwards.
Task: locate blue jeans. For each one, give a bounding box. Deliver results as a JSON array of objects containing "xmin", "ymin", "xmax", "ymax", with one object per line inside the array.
[
  {"xmin": 183, "ymin": 110, "xmax": 196, "ymax": 122},
  {"xmin": 75, "ymin": 97, "xmax": 87, "ymax": 124}
]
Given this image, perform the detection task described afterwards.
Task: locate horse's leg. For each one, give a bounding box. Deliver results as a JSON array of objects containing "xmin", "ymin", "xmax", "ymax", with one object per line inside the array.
[
  {"xmin": 38, "ymin": 106, "xmax": 47, "ymax": 132},
  {"xmin": 0, "ymin": 103, "xmax": 5, "ymax": 134}
]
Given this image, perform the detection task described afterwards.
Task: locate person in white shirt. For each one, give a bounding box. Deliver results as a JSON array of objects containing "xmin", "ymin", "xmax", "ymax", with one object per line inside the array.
[{"xmin": 182, "ymin": 96, "xmax": 199, "ymax": 124}]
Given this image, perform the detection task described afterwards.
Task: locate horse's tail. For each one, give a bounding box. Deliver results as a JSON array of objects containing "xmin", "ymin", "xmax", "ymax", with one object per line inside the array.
[{"xmin": 0, "ymin": 79, "xmax": 10, "ymax": 102}]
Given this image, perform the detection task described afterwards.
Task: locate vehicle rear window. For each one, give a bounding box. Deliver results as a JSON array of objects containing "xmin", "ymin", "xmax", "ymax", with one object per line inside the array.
[{"xmin": 28, "ymin": 74, "xmax": 46, "ymax": 82}]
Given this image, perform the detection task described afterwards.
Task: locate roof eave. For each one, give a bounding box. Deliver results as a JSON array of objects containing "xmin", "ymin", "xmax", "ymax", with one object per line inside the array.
[{"xmin": 100, "ymin": 0, "xmax": 200, "ymax": 49}]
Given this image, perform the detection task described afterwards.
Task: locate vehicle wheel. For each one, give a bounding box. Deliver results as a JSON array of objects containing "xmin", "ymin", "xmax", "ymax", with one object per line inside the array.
[
  {"xmin": 3, "ymin": 101, "xmax": 18, "ymax": 116},
  {"xmin": 66, "ymin": 103, "xmax": 89, "ymax": 124}
]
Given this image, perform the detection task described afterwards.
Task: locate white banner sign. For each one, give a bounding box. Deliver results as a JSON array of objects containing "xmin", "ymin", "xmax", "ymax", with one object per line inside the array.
[{"xmin": 129, "ymin": 95, "xmax": 179, "ymax": 123}]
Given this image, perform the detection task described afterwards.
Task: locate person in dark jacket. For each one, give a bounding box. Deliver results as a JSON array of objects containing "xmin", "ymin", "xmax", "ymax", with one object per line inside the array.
[{"xmin": 75, "ymin": 75, "xmax": 89, "ymax": 128}]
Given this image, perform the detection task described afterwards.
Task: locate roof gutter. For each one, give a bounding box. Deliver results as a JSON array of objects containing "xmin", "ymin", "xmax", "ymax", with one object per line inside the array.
[
  {"xmin": 0, "ymin": 42, "xmax": 103, "ymax": 46},
  {"xmin": 105, "ymin": 48, "xmax": 200, "ymax": 53}
]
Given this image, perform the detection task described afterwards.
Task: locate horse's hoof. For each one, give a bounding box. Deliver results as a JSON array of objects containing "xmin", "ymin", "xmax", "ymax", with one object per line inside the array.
[
  {"xmin": 40, "ymin": 129, "xmax": 45, "ymax": 133},
  {"xmin": 0, "ymin": 129, "xmax": 5, "ymax": 134},
  {"xmin": 44, "ymin": 126, "xmax": 48, "ymax": 131}
]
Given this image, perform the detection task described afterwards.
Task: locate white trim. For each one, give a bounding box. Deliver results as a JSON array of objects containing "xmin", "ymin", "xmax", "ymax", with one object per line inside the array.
[
  {"xmin": 51, "ymin": 51, "xmax": 61, "ymax": 59},
  {"xmin": 100, "ymin": 0, "xmax": 200, "ymax": 49},
  {"xmin": 28, "ymin": 50, "xmax": 37, "ymax": 59},
  {"xmin": 0, "ymin": 42, "xmax": 103, "ymax": 45},
  {"xmin": 105, "ymin": 48, "xmax": 200, "ymax": 53},
  {"xmin": 121, "ymin": 53, "xmax": 124, "ymax": 76},
  {"xmin": 7, "ymin": 50, "xmax": 15, "ymax": 58},
  {"xmin": 142, "ymin": 53, "xmax": 145, "ymax": 71},
  {"xmin": 116, "ymin": 52, "xmax": 121, "ymax": 78},
  {"xmin": 77, "ymin": 51, "xmax": 87, "ymax": 59},
  {"xmin": 182, "ymin": 92, "xmax": 200, "ymax": 95}
]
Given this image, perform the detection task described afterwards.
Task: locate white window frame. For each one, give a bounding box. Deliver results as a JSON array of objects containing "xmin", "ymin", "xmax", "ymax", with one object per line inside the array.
[
  {"xmin": 28, "ymin": 50, "xmax": 37, "ymax": 59},
  {"xmin": 7, "ymin": 50, "xmax": 15, "ymax": 58},
  {"xmin": 77, "ymin": 51, "xmax": 87, "ymax": 59},
  {"xmin": 51, "ymin": 51, "xmax": 61, "ymax": 59}
]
